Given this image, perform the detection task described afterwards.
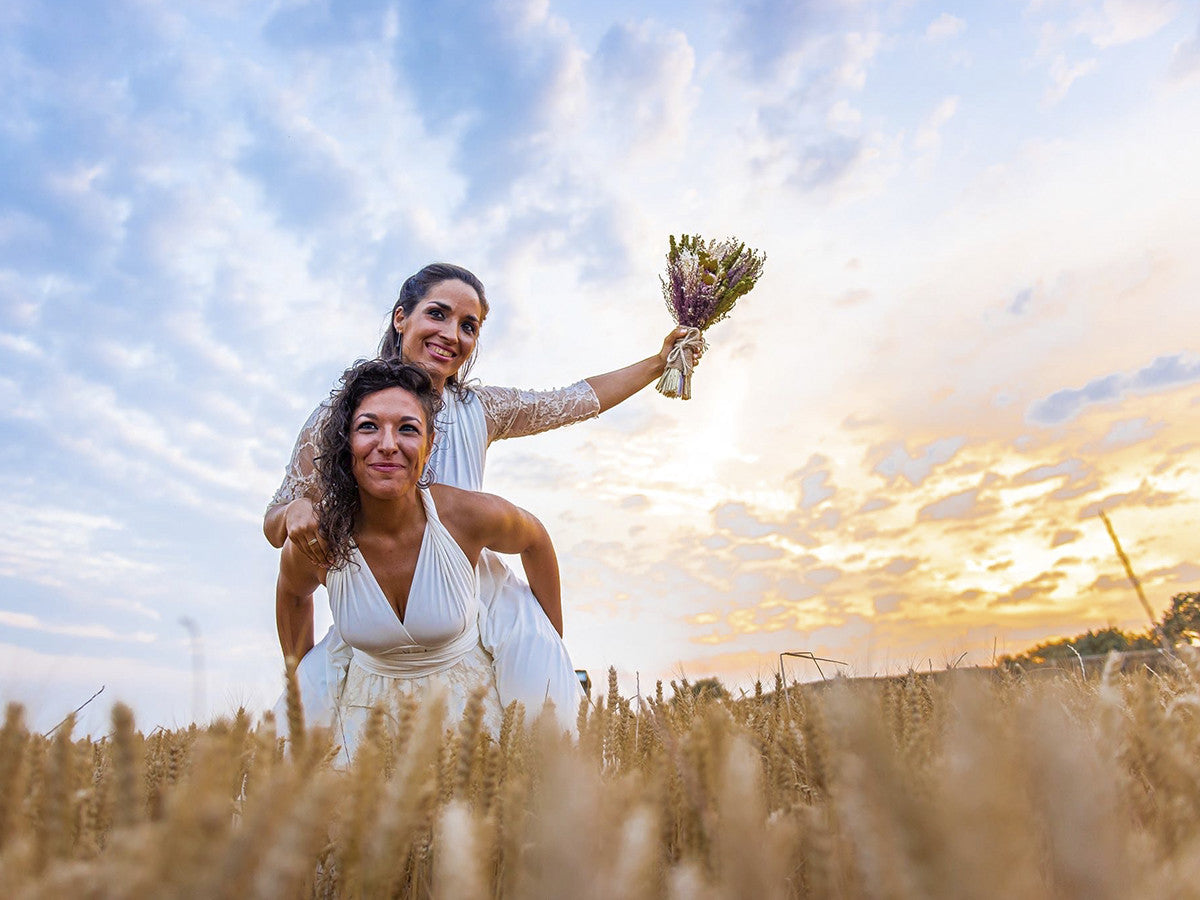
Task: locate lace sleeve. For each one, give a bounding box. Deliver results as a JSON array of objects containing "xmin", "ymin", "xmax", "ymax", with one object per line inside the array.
[
  {"xmin": 267, "ymin": 404, "xmax": 328, "ymax": 510},
  {"xmin": 477, "ymin": 380, "xmax": 601, "ymax": 443}
]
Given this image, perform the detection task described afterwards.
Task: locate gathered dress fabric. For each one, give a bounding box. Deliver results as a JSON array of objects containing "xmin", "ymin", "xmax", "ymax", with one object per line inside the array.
[
  {"xmin": 271, "ymin": 381, "xmax": 596, "ymax": 735},
  {"xmin": 330, "ymin": 488, "xmax": 502, "ymax": 765}
]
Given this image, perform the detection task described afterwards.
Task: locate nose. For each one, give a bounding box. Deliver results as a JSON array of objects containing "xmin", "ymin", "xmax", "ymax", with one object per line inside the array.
[{"xmin": 378, "ymin": 425, "xmax": 399, "ymax": 453}]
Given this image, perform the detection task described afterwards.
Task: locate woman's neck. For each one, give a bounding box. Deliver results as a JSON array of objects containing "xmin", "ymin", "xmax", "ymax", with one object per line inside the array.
[{"xmin": 356, "ymin": 488, "xmax": 425, "ymax": 540}]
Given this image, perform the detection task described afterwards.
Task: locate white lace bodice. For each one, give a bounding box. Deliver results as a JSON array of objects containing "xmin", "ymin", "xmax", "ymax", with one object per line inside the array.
[{"xmin": 268, "ymin": 380, "xmax": 601, "ymax": 507}]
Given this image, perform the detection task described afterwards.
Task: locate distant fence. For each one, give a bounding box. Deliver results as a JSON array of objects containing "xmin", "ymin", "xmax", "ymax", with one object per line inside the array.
[
  {"xmin": 794, "ymin": 649, "xmax": 1180, "ymax": 694},
  {"xmin": 1010, "ymin": 648, "xmax": 1176, "ymax": 678}
]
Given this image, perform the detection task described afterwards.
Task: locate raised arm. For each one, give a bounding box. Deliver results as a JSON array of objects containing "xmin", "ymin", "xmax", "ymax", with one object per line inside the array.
[
  {"xmin": 585, "ymin": 326, "xmax": 694, "ymax": 412},
  {"xmin": 437, "ymin": 487, "xmax": 563, "ymax": 636},
  {"xmin": 276, "ymin": 539, "xmax": 324, "ymax": 661},
  {"xmin": 478, "ymin": 326, "xmax": 701, "ymax": 443}
]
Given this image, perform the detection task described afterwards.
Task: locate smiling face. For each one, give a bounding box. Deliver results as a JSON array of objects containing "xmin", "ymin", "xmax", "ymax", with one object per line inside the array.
[
  {"xmin": 393, "ymin": 279, "xmax": 483, "ymax": 392},
  {"xmin": 349, "ymin": 387, "xmax": 433, "ymax": 500}
]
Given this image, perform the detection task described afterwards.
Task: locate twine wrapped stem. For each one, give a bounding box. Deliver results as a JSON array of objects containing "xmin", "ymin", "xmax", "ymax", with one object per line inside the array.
[{"xmin": 655, "ymin": 327, "xmax": 707, "ymax": 400}]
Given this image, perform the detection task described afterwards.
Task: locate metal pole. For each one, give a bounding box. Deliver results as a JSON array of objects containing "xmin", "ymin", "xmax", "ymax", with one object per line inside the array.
[{"xmin": 179, "ymin": 617, "xmax": 206, "ymax": 724}]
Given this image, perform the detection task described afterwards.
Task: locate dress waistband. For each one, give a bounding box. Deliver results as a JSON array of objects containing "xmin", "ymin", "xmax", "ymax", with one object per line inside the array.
[{"xmin": 349, "ymin": 623, "xmax": 480, "ymax": 679}]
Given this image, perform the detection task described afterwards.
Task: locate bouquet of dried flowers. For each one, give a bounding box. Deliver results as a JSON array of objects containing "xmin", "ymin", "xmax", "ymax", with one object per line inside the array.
[{"xmin": 656, "ymin": 234, "xmax": 766, "ymax": 399}]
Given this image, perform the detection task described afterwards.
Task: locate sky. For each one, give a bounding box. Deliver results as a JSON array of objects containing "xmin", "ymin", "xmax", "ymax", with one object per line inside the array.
[{"xmin": 1, "ymin": 0, "xmax": 1198, "ymax": 733}]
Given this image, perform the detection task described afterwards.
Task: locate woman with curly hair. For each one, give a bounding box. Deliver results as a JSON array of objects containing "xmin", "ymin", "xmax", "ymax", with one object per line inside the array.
[
  {"xmin": 276, "ymin": 358, "xmax": 559, "ymax": 755},
  {"xmin": 267, "ymin": 263, "xmax": 697, "ymax": 731}
]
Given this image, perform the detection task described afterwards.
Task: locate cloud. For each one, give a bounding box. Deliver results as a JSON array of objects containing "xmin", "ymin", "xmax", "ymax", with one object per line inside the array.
[
  {"xmin": 0, "ymin": 611, "xmax": 156, "ymax": 643},
  {"xmin": 800, "ymin": 469, "xmax": 835, "ymax": 509},
  {"xmin": 1009, "ymin": 286, "xmax": 1034, "ymax": 315},
  {"xmin": 1050, "ymin": 479, "xmax": 1101, "ymax": 502},
  {"xmin": 1077, "ymin": 483, "xmax": 1179, "ymax": 518},
  {"xmin": 1051, "ymin": 528, "xmax": 1081, "ymax": 547},
  {"xmin": 869, "ymin": 436, "xmax": 967, "ymax": 486},
  {"xmin": 1145, "ymin": 561, "xmax": 1200, "ymax": 585},
  {"xmin": 925, "ymin": 13, "xmax": 966, "ymax": 41},
  {"xmin": 842, "ymin": 413, "xmax": 881, "ymax": 430},
  {"xmin": 1090, "ymin": 417, "xmax": 1163, "ymax": 451},
  {"xmin": 592, "ymin": 21, "xmax": 696, "ymax": 153},
  {"xmin": 880, "ymin": 557, "xmax": 920, "ymax": 576},
  {"xmin": 723, "ymin": 0, "xmax": 846, "ymax": 81},
  {"xmin": 720, "ymin": 2, "xmax": 884, "ymax": 193},
  {"xmin": 1170, "ymin": 17, "xmax": 1200, "ymax": 80},
  {"xmin": 262, "ymin": 0, "xmax": 393, "ymax": 47},
  {"xmin": 271, "ymin": 0, "xmax": 591, "ymax": 228},
  {"xmin": 1075, "ymin": 0, "xmax": 1181, "ymax": 49},
  {"xmin": 713, "ymin": 502, "xmax": 777, "ymax": 539},
  {"xmin": 0, "ymin": 498, "xmax": 163, "ymax": 612},
  {"xmin": 1130, "ymin": 353, "xmax": 1200, "ymax": 389},
  {"xmin": 913, "ymin": 96, "xmax": 960, "ymax": 155},
  {"xmin": 1013, "ymin": 457, "xmax": 1089, "ymax": 485},
  {"xmin": 1044, "ymin": 54, "xmax": 1098, "ymax": 105},
  {"xmin": 733, "ymin": 543, "xmax": 785, "ymax": 562},
  {"xmin": 874, "ymin": 592, "xmax": 906, "ymax": 614},
  {"xmin": 990, "ymin": 570, "xmax": 1065, "ymax": 606},
  {"xmin": 805, "ymin": 566, "xmax": 843, "ymax": 587},
  {"xmin": 918, "ymin": 486, "xmax": 995, "ymax": 522},
  {"xmin": 767, "ymin": 132, "xmax": 868, "ymax": 190},
  {"xmin": 1027, "ymin": 353, "xmax": 1200, "ymax": 423},
  {"xmin": 236, "ymin": 112, "xmax": 360, "ymax": 231}
]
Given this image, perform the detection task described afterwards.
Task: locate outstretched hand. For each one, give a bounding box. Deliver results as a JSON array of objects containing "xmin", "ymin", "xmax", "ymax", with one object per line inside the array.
[
  {"xmin": 658, "ymin": 326, "xmax": 706, "ymax": 371},
  {"xmin": 284, "ymin": 498, "xmax": 330, "ymax": 568}
]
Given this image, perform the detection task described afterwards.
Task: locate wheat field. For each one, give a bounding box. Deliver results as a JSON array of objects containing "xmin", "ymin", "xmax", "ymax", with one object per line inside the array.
[{"xmin": 4, "ymin": 654, "xmax": 1200, "ymax": 898}]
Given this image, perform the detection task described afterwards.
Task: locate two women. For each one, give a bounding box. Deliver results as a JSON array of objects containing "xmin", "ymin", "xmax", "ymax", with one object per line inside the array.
[
  {"xmin": 277, "ymin": 359, "xmax": 558, "ymax": 756},
  {"xmin": 267, "ymin": 263, "xmax": 694, "ymax": 731}
]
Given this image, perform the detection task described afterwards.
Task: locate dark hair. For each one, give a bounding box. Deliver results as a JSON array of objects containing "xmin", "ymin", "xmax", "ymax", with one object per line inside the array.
[
  {"xmin": 379, "ymin": 263, "xmax": 490, "ymax": 394},
  {"xmin": 315, "ymin": 358, "xmax": 445, "ymax": 567}
]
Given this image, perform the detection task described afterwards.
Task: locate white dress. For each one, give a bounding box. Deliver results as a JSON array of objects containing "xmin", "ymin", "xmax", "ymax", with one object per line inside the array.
[
  {"xmin": 330, "ymin": 488, "xmax": 502, "ymax": 765},
  {"xmin": 271, "ymin": 381, "xmax": 598, "ymax": 733}
]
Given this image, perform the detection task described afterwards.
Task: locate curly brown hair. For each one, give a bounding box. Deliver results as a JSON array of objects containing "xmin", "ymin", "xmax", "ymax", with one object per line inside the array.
[{"xmin": 315, "ymin": 358, "xmax": 445, "ymax": 567}]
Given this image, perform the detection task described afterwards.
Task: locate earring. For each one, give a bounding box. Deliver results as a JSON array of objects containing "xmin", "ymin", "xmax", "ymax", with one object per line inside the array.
[{"xmin": 417, "ymin": 462, "xmax": 435, "ymax": 489}]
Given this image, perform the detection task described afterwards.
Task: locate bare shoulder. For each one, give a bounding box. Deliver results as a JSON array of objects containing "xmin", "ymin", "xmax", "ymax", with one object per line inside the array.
[{"xmin": 429, "ymin": 484, "xmax": 511, "ymax": 531}]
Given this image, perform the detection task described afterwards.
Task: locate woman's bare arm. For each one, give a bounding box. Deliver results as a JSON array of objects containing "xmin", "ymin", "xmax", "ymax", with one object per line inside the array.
[
  {"xmin": 438, "ymin": 487, "xmax": 563, "ymax": 635},
  {"xmin": 585, "ymin": 326, "xmax": 699, "ymax": 412},
  {"xmin": 276, "ymin": 540, "xmax": 324, "ymax": 660}
]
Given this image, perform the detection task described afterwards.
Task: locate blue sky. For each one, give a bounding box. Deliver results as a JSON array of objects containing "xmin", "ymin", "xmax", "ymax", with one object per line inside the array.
[{"xmin": 2, "ymin": 0, "xmax": 1198, "ymax": 732}]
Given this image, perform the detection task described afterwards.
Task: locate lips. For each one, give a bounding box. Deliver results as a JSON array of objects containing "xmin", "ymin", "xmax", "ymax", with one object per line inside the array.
[
  {"xmin": 369, "ymin": 463, "xmax": 404, "ymax": 473},
  {"xmin": 425, "ymin": 342, "xmax": 456, "ymax": 362}
]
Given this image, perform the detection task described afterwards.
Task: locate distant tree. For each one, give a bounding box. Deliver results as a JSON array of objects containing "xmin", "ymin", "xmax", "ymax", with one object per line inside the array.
[
  {"xmin": 1159, "ymin": 592, "xmax": 1200, "ymax": 645},
  {"xmin": 690, "ymin": 677, "xmax": 729, "ymax": 702},
  {"xmin": 1001, "ymin": 591, "xmax": 1200, "ymax": 669},
  {"xmin": 1001, "ymin": 626, "xmax": 1155, "ymax": 668}
]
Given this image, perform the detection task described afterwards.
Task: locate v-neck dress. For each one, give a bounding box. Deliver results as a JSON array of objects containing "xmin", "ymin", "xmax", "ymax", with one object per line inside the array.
[
  {"xmin": 273, "ymin": 385, "xmax": 590, "ymax": 736},
  {"xmin": 331, "ymin": 488, "xmax": 502, "ymax": 763}
]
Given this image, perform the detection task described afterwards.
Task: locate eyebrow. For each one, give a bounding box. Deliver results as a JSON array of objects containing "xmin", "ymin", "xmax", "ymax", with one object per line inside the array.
[
  {"xmin": 427, "ymin": 300, "xmax": 480, "ymax": 324},
  {"xmin": 355, "ymin": 412, "xmax": 425, "ymax": 425}
]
